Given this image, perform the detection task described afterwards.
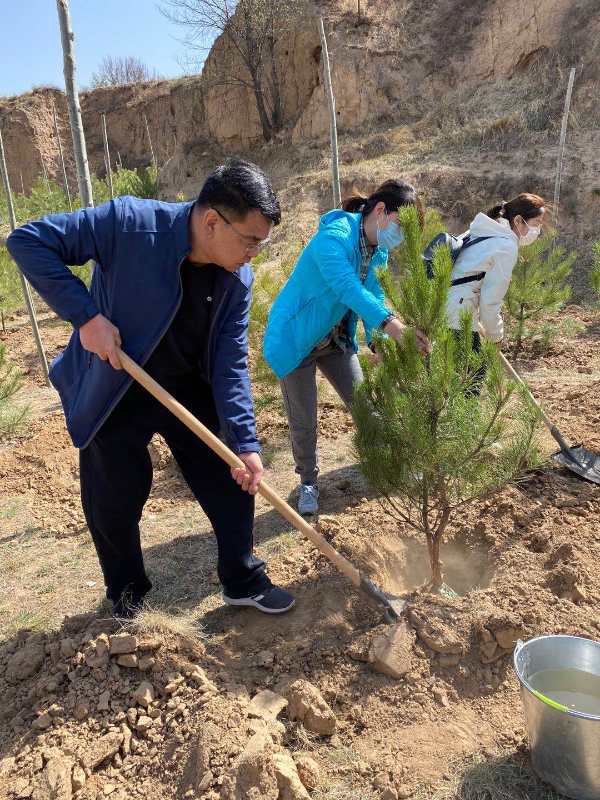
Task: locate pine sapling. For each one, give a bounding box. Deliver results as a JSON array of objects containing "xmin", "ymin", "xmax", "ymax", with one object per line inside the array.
[
  {"xmin": 504, "ymin": 233, "xmax": 575, "ymax": 355},
  {"xmin": 352, "ymin": 205, "xmax": 540, "ymax": 592},
  {"xmin": 249, "ymin": 245, "xmax": 298, "ymax": 410},
  {"xmin": 0, "ymin": 342, "xmax": 27, "ymax": 437}
]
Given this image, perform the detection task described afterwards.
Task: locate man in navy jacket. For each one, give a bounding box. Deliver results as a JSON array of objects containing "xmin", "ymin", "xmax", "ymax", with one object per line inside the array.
[{"xmin": 7, "ymin": 159, "xmax": 295, "ymax": 617}]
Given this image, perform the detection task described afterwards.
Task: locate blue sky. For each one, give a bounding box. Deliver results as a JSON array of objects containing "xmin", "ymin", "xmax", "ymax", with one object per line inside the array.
[{"xmin": 2, "ymin": 0, "xmax": 210, "ymax": 97}]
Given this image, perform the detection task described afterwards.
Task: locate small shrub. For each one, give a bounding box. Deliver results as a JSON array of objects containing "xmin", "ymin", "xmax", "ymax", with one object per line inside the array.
[
  {"xmin": 0, "ymin": 342, "xmax": 27, "ymax": 438},
  {"xmin": 91, "ymin": 164, "xmax": 159, "ymax": 205},
  {"xmin": 1, "ymin": 177, "xmax": 71, "ymax": 228},
  {"xmin": 504, "ymin": 234, "xmax": 576, "ymax": 356},
  {"xmin": 353, "ymin": 206, "xmax": 540, "ymax": 590},
  {"xmin": 0, "ymin": 246, "xmax": 24, "ymax": 321}
]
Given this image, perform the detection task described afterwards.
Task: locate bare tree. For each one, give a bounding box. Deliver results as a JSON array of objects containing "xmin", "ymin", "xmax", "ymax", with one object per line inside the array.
[
  {"xmin": 90, "ymin": 55, "xmax": 161, "ymax": 88},
  {"xmin": 160, "ymin": 0, "xmax": 308, "ymax": 142},
  {"xmin": 56, "ymin": 0, "xmax": 94, "ymax": 207}
]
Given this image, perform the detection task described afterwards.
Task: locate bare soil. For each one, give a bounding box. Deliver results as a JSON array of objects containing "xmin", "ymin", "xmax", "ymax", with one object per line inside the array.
[{"xmin": 1, "ymin": 305, "xmax": 599, "ymax": 800}]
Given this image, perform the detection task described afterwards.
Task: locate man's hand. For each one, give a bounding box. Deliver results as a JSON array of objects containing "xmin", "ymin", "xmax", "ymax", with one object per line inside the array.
[
  {"xmin": 79, "ymin": 313, "xmax": 122, "ymax": 370},
  {"xmin": 231, "ymin": 452, "xmax": 264, "ymax": 495},
  {"xmin": 383, "ymin": 317, "xmax": 431, "ymax": 355}
]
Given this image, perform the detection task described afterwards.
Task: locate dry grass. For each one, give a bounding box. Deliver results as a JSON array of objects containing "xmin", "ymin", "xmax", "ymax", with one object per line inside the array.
[
  {"xmin": 125, "ymin": 603, "xmax": 206, "ymax": 643},
  {"xmin": 411, "ymin": 753, "xmax": 565, "ymax": 800},
  {"xmin": 314, "ymin": 784, "xmax": 375, "ymax": 800}
]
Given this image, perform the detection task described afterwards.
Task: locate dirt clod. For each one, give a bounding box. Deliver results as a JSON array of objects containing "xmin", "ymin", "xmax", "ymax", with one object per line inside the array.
[
  {"xmin": 285, "ymin": 680, "xmax": 336, "ymax": 736},
  {"xmin": 293, "ymin": 755, "xmax": 320, "ymax": 791},
  {"xmin": 109, "ymin": 634, "xmax": 138, "ymax": 656},
  {"xmin": 81, "ymin": 732, "xmax": 124, "ymax": 771},
  {"xmin": 247, "ymin": 689, "xmax": 288, "ymax": 720},
  {"xmin": 273, "ymin": 750, "xmax": 310, "ymax": 800},
  {"xmin": 132, "ymin": 681, "xmax": 154, "ymax": 708},
  {"xmin": 369, "ymin": 621, "xmax": 415, "ymax": 679}
]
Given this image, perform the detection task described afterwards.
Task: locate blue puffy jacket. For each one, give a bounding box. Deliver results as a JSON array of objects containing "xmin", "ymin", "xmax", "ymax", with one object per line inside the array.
[
  {"xmin": 263, "ymin": 210, "xmax": 390, "ymax": 378},
  {"xmin": 7, "ymin": 196, "xmax": 260, "ymax": 453}
]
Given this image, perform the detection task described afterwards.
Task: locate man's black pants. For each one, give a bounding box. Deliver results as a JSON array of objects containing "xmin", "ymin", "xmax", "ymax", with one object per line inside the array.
[{"xmin": 79, "ymin": 380, "xmax": 270, "ymax": 603}]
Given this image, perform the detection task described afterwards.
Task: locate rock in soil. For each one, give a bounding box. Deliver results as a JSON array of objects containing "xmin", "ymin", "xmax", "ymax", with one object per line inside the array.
[
  {"xmin": 369, "ymin": 621, "xmax": 415, "ymax": 679},
  {"xmin": 132, "ymin": 680, "xmax": 154, "ymax": 708},
  {"xmin": 247, "ymin": 689, "xmax": 288, "ymax": 720},
  {"xmin": 32, "ymin": 712, "xmax": 53, "ymax": 731},
  {"xmin": 109, "ymin": 634, "xmax": 138, "ymax": 655},
  {"xmin": 273, "ymin": 750, "xmax": 310, "ymax": 800},
  {"xmin": 220, "ymin": 746, "xmax": 279, "ymax": 800},
  {"xmin": 116, "ymin": 653, "xmax": 138, "ymax": 668},
  {"xmin": 285, "ymin": 680, "xmax": 337, "ymax": 736},
  {"xmin": 40, "ymin": 755, "xmax": 74, "ymax": 800},
  {"xmin": 80, "ymin": 732, "xmax": 124, "ymax": 771},
  {"xmin": 71, "ymin": 764, "xmax": 86, "ymax": 792},
  {"xmin": 6, "ymin": 636, "xmax": 46, "ymax": 682},
  {"xmin": 293, "ymin": 755, "xmax": 320, "ymax": 791}
]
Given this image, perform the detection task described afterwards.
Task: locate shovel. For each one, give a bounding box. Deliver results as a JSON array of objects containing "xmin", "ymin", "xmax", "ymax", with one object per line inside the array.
[
  {"xmin": 479, "ymin": 327, "xmax": 600, "ymax": 485},
  {"xmin": 117, "ymin": 348, "xmax": 405, "ymax": 622}
]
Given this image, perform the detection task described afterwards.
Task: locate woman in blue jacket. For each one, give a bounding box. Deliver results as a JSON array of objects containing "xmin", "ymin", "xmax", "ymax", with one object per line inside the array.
[{"xmin": 264, "ymin": 180, "xmax": 429, "ymax": 515}]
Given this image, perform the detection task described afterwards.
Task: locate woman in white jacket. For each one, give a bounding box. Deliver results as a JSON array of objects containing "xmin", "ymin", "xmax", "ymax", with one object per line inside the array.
[{"xmin": 447, "ymin": 193, "xmax": 546, "ymax": 388}]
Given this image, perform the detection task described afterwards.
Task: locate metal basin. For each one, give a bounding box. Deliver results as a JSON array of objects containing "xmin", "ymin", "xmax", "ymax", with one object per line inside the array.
[{"xmin": 514, "ymin": 635, "xmax": 600, "ymax": 800}]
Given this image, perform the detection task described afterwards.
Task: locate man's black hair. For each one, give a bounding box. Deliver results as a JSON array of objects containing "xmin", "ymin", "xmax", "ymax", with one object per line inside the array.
[{"xmin": 197, "ymin": 158, "xmax": 281, "ymax": 225}]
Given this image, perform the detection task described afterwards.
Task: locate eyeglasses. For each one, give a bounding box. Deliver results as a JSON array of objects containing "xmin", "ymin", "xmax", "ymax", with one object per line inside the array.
[{"xmin": 213, "ymin": 207, "xmax": 271, "ymax": 253}]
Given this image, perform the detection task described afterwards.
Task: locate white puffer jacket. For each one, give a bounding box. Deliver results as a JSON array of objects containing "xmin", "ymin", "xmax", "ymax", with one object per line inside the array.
[{"xmin": 446, "ymin": 213, "xmax": 519, "ymax": 342}]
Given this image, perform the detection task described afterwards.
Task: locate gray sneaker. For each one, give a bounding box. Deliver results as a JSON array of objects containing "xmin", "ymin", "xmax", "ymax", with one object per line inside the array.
[{"xmin": 298, "ymin": 483, "xmax": 319, "ymax": 515}]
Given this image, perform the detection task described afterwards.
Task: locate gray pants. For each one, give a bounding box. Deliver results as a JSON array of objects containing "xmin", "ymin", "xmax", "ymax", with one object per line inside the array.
[{"xmin": 280, "ymin": 345, "xmax": 363, "ymax": 485}]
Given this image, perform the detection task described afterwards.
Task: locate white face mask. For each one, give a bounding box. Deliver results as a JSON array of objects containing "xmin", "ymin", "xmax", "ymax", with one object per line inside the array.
[{"xmin": 518, "ymin": 220, "xmax": 541, "ymax": 247}]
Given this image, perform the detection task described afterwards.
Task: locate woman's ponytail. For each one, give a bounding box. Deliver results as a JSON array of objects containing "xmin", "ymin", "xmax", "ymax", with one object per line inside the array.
[
  {"xmin": 487, "ymin": 194, "xmax": 545, "ymax": 223},
  {"xmin": 341, "ymin": 193, "xmax": 368, "ymax": 213}
]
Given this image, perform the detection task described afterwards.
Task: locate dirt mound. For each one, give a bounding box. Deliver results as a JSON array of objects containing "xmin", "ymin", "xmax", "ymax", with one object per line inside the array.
[{"xmin": 0, "ymin": 613, "xmax": 336, "ymax": 800}]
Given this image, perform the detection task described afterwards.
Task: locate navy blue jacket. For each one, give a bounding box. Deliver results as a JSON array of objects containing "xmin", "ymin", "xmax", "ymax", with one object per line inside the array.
[{"xmin": 7, "ymin": 196, "xmax": 260, "ymax": 453}]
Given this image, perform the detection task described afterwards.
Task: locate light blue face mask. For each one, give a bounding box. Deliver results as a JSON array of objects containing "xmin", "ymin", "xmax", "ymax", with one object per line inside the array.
[{"xmin": 377, "ymin": 214, "xmax": 405, "ymax": 251}]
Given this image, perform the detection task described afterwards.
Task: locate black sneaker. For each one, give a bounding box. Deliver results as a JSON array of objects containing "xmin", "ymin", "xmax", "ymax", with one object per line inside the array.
[
  {"xmin": 223, "ymin": 585, "xmax": 295, "ymax": 615},
  {"xmin": 112, "ymin": 591, "xmax": 145, "ymax": 620}
]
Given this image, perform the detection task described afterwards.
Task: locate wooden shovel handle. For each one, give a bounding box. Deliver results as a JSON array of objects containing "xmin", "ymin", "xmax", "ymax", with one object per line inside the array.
[{"xmin": 117, "ymin": 349, "xmax": 361, "ymax": 588}]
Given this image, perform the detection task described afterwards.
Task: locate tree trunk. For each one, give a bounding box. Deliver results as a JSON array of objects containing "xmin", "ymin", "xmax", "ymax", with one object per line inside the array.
[
  {"xmin": 553, "ymin": 66, "xmax": 576, "ymax": 232},
  {"xmin": 101, "ymin": 113, "xmax": 114, "ymax": 199},
  {"xmin": 426, "ymin": 533, "xmax": 443, "ymax": 589},
  {"xmin": 52, "ymin": 98, "xmax": 73, "ymax": 211},
  {"xmin": 40, "ymin": 154, "xmax": 51, "ymax": 193},
  {"xmin": 267, "ymin": 36, "xmax": 284, "ymax": 132},
  {"xmin": 143, "ymin": 114, "xmax": 157, "ymax": 171},
  {"xmin": 56, "ymin": 0, "xmax": 93, "ymax": 207},
  {"xmin": 318, "ymin": 17, "xmax": 341, "ymax": 208},
  {"xmin": 250, "ymin": 73, "xmax": 273, "ymax": 142},
  {"xmin": 0, "ymin": 129, "xmax": 50, "ymax": 385}
]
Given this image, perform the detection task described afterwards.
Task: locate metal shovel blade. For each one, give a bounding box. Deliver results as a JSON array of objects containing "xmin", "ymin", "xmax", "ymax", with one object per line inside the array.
[{"xmin": 552, "ymin": 444, "xmax": 600, "ymax": 485}]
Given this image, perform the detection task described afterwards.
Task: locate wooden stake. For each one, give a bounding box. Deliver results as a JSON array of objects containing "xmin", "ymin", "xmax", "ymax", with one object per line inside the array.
[
  {"xmin": 52, "ymin": 97, "xmax": 73, "ymax": 211},
  {"xmin": 553, "ymin": 67, "xmax": 576, "ymax": 231},
  {"xmin": 40, "ymin": 154, "xmax": 51, "ymax": 193},
  {"xmin": 101, "ymin": 113, "xmax": 114, "ymax": 199},
  {"xmin": 143, "ymin": 113, "xmax": 157, "ymax": 171},
  {"xmin": 318, "ymin": 17, "xmax": 341, "ymax": 208},
  {"xmin": 0, "ymin": 129, "xmax": 50, "ymax": 385},
  {"xmin": 56, "ymin": 0, "xmax": 93, "ymax": 207}
]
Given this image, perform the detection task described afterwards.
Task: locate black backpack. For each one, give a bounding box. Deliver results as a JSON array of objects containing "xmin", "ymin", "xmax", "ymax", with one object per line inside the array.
[{"xmin": 422, "ymin": 232, "xmax": 492, "ymax": 286}]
